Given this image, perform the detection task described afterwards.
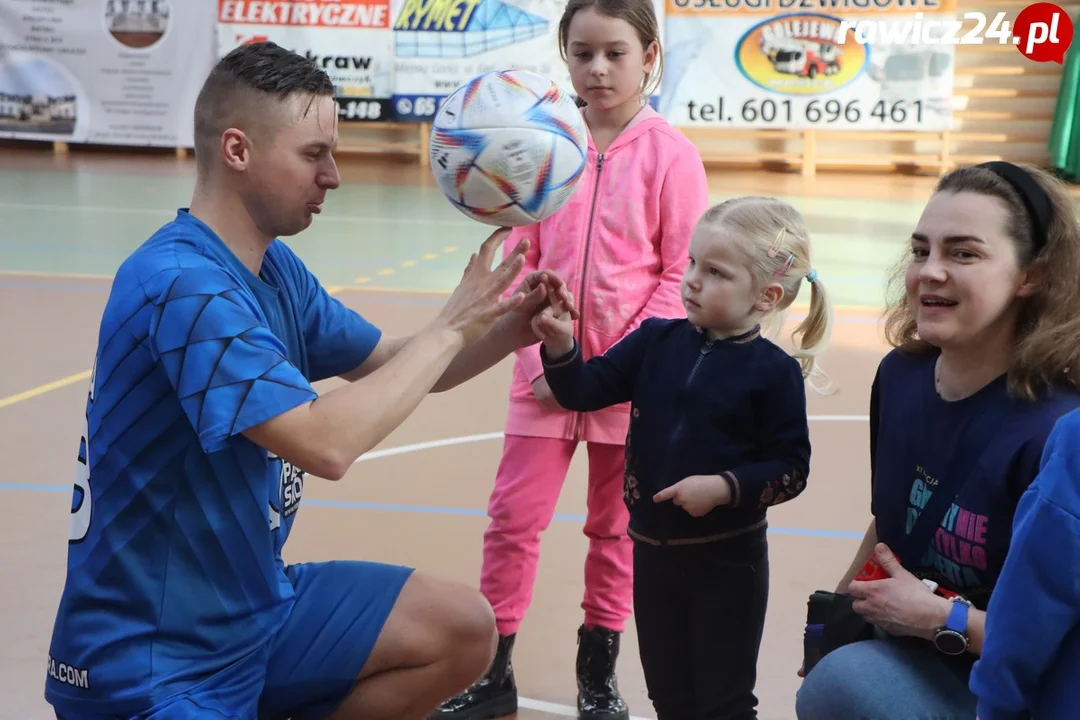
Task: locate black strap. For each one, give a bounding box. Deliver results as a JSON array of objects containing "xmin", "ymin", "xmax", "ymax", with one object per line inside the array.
[
  {"xmin": 975, "ymin": 161, "xmax": 1052, "ymax": 253},
  {"xmin": 893, "ymin": 397, "xmax": 1012, "ymax": 568}
]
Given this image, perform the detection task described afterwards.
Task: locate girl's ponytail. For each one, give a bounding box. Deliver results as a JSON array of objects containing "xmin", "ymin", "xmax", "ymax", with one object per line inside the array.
[
  {"xmin": 696, "ymin": 196, "xmax": 836, "ymax": 395},
  {"xmin": 790, "ymin": 273, "xmax": 834, "ymax": 394}
]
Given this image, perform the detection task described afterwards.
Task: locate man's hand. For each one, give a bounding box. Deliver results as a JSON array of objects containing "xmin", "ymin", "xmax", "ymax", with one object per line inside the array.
[{"xmin": 433, "ymin": 228, "xmax": 531, "ymax": 347}]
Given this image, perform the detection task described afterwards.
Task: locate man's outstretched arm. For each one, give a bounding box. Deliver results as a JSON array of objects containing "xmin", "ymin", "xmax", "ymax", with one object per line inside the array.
[
  {"xmin": 244, "ymin": 229, "xmax": 531, "ymax": 480},
  {"xmin": 340, "ymin": 268, "xmax": 575, "ymax": 393}
]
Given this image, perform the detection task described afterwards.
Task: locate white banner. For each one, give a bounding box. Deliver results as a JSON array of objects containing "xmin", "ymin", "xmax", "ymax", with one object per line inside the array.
[
  {"xmin": 0, "ymin": 0, "xmax": 215, "ymax": 146},
  {"xmin": 390, "ymin": 0, "xmax": 664, "ymax": 122},
  {"xmin": 660, "ymin": 0, "xmax": 956, "ymax": 131},
  {"xmin": 217, "ymin": 0, "xmax": 396, "ymax": 123}
]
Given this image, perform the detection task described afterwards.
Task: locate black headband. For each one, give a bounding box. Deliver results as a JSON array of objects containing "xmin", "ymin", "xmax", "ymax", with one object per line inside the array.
[{"xmin": 974, "ymin": 161, "xmax": 1052, "ymax": 252}]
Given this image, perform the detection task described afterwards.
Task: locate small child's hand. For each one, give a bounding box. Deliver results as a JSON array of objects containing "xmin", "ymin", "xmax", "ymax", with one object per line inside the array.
[
  {"xmin": 653, "ymin": 475, "xmax": 732, "ymax": 517},
  {"xmin": 533, "ymin": 295, "xmax": 575, "ymax": 357}
]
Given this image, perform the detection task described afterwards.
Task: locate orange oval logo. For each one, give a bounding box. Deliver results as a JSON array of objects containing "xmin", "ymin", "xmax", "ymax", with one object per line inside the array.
[{"xmin": 736, "ymin": 13, "xmax": 870, "ymax": 96}]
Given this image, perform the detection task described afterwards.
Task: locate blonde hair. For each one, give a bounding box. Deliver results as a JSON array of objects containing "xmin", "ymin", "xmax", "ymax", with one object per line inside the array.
[
  {"xmin": 558, "ymin": 0, "xmax": 664, "ymax": 106},
  {"xmin": 883, "ymin": 162, "xmax": 1080, "ymax": 401},
  {"xmin": 698, "ymin": 196, "xmax": 835, "ymax": 393}
]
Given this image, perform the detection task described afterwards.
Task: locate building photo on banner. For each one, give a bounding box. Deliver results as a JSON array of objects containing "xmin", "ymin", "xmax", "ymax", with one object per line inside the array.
[{"xmin": 0, "ymin": 0, "xmax": 216, "ymax": 147}]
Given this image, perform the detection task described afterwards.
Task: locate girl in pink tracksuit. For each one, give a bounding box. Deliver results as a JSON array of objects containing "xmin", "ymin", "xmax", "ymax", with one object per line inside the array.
[{"xmin": 432, "ymin": 1, "xmax": 709, "ymax": 719}]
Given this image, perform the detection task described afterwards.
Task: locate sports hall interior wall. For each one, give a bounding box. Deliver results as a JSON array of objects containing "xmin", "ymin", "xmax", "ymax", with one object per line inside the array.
[
  {"xmin": 332, "ymin": 0, "xmax": 1078, "ymax": 178},
  {"xmin": 0, "ymin": 0, "xmax": 1071, "ymax": 179}
]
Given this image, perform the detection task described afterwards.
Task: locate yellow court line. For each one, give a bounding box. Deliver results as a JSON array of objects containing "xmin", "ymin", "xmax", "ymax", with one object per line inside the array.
[
  {"xmin": 337, "ymin": 285, "xmax": 452, "ymax": 296},
  {"xmin": 0, "ymin": 370, "xmax": 92, "ymax": 409},
  {"xmin": 0, "ymin": 290, "xmax": 350, "ymax": 411},
  {"xmin": 0, "ymin": 270, "xmax": 884, "ymax": 315},
  {"xmin": 0, "ymin": 269, "xmax": 114, "ymax": 281},
  {"xmin": 337, "ymin": 285, "xmax": 885, "ymax": 315},
  {"xmin": 351, "ymin": 245, "xmax": 460, "ymax": 284},
  {"xmin": 0, "ymin": 284, "xmax": 874, "ymax": 411}
]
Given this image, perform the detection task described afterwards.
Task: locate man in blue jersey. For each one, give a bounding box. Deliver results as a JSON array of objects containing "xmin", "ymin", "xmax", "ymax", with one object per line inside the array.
[{"xmin": 44, "ymin": 41, "xmax": 577, "ymax": 720}]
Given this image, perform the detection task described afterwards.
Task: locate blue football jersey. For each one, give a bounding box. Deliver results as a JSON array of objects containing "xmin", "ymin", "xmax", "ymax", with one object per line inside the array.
[{"xmin": 45, "ymin": 210, "xmax": 381, "ymax": 714}]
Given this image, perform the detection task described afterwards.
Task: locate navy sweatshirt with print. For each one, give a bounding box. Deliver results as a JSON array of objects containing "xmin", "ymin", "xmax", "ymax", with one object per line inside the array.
[{"xmin": 542, "ymin": 317, "xmax": 811, "ymax": 542}]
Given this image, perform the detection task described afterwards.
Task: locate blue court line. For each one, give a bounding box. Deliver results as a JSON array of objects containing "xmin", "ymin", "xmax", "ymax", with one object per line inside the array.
[
  {"xmin": 0, "ymin": 279, "xmax": 884, "ymax": 322},
  {"xmin": 0, "ymin": 482, "xmax": 863, "ymax": 539},
  {"xmin": 0, "ymin": 279, "xmax": 447, "ymax": 306}
]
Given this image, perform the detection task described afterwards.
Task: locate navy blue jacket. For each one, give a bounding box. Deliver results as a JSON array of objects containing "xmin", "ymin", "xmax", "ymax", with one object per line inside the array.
[{"xmin": 542, "ymin": 317, "xmax": 811, "ymax": 542}]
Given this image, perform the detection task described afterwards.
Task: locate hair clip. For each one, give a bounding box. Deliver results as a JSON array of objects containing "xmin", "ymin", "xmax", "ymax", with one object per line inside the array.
[
  {"xmin": 774, "ymin": 252, "xmax": 795, "ymax": 277},
  {"xmin": 806, "ymin": 269, "xmax": 818, "ymax": 283},
  {"xmin": 768, "ymin": 227, "xmax": 787, "ymax": 258}
]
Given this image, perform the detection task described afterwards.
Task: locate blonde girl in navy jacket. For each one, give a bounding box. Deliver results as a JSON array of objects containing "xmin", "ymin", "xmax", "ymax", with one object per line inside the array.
[{"xmin": 533, "ymin": 196, "xmax": 834, "ymax": 719}]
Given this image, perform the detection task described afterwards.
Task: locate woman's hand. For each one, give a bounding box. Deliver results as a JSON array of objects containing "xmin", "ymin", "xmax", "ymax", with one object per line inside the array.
[{"xmin": 847, "ymin": 543, "xmax": 952, "ymax": 640}]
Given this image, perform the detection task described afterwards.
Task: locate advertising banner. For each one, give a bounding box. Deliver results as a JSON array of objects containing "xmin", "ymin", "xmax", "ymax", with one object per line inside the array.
[
  {"xmin": 660, "ymin": 0, "xmax": 956, "ymax": 131},
  {"xmin": 217, "ymin": 0, "xmax": 396, "ymax": 123},
  {"xmin": 0, "ymin": 0, "xmax": 215, "ymax": 146},
  {"xmin": 389, "ymin": 0, "xmax": 664, "ymax": 122}
]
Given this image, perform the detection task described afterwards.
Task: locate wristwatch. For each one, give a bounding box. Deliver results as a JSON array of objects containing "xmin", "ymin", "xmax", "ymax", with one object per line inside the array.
[{"xmin": 933, "ymin": 596, "xmax": 973, "ymax": 655}]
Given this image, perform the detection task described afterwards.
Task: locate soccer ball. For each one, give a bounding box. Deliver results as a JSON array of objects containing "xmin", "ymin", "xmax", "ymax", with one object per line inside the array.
[{"xmin": 428, "ymin": 69, "xmax": 589, "ymax": 227}]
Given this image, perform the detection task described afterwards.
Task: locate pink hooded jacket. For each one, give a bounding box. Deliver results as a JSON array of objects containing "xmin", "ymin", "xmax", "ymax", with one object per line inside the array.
[{"xmin": 503, "ymin": 104, "xmax": 711, "ymax": 446}]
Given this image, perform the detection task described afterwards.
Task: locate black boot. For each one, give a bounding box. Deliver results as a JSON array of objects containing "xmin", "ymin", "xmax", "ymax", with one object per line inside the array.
[
  {"xmin": 429, "ymin": 633, "xmax": 518, "ymax": 719},
  {"xmin": 576, "ymin": 625, "xmax": 630, "ymax": 720}
]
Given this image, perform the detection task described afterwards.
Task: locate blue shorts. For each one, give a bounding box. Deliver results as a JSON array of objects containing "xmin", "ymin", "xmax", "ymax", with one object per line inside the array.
[{"xmin": 56, "ymin": 560, "xmax": 414, "ymax": 720}]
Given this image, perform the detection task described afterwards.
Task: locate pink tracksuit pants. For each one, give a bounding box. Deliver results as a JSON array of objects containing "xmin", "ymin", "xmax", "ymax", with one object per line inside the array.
[{"xmin": 480, "ymin": 434, "xmax": 634, "ymax": 636}]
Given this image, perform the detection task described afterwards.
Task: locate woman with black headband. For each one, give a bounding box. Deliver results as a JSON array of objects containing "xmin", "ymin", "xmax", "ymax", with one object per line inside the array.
[{"xmin": 795, "ymin": 161, "xmax": 1080, "ymax": 719}]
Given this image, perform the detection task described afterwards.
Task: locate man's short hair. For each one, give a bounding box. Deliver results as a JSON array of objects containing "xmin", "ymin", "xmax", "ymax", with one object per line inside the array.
[{"xmin": 193, "ymin": 41, "xmax": 336, "ymax": 172}]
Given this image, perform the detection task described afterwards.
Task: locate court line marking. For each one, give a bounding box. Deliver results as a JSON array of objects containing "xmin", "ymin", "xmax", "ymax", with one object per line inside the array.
[
  {"xmin": 0, "ymin": 269, "xmax": 114, "ymax": 280},
  {"xmin": 0, "ymin": 287, "xmax": 342, "ymax": 410},
  {"xmin": 0, "ymin": 424, "xmax": 857, "ymax": 716},
  {"xmin": 0, "ymin": 271, "xmax": 887, "ymax": 314},
  {"xmin": 518, "ymin": 696, "xmax": 653, "ymax": 720},
  {"xmin": 353, "ymin": 245, "xmax": 458, "ymax": 285},
  {"xmin": 0, "ymin": 419, "xmax": 869, "ymax": 541},
  {"xmin": 0, "ymin": 264, "xmax": 880, "ymax": 410},
  {"xmin": 0, "ymin": 370, "xmax": 91, "ymax": 409},
  {"xmin": 0, "ymin": 200, "xmax": 476, "ymax": 227},
  {"xmin": 352, "ymin": 418, "xmax": 868, "ymax": 468},
  {"xmin": 0, "ymin": 278, "xmax": 886, "ymax": 323}
]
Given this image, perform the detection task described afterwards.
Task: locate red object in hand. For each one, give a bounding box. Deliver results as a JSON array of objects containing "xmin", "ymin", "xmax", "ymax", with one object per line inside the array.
[{"xmin": 854, "ymin": 554, "xmax": 896, "ymax": 581}]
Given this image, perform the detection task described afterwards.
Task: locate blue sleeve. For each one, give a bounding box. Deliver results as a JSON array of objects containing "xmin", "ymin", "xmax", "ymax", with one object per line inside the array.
[
  {"xmin": 540, "ymin": 320, "xmax": 653, "ymax": 411},
  {"xmin": 970, "ymin": 409, "xmax": 1080, "ymax": 720},
  {"xmin": 301, "ymin": 282, "xmax": 381, "ymax": 382},
  {"xmin": 148, "ymin": 266, "xmax": 318, "ymax": 455},
  {"xmin": 725, "ymin": 356, "xmax": 811, "ymax": 510},
  {"xmin": 277, "ymin": 244, "xmax": 382, "ymax": 382}
]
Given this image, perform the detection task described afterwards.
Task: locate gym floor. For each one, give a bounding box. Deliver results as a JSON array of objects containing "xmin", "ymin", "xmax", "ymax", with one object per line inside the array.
[{"xmin": 1, "ymin": 144, "xmax": 1063, "ymax": 719}]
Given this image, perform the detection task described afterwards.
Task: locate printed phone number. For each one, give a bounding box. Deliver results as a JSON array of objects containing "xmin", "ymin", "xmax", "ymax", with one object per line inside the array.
[
  {"xmin": 685, "ymin": 98, "xmax": 928, "ymax": 125},
  {"xmin": 336, "ymin": 98, "xmax": 391, "ymax": 121},
  {"xmin": 393, "ymin": 94, "xmax": 445, "ymax": 121}
]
